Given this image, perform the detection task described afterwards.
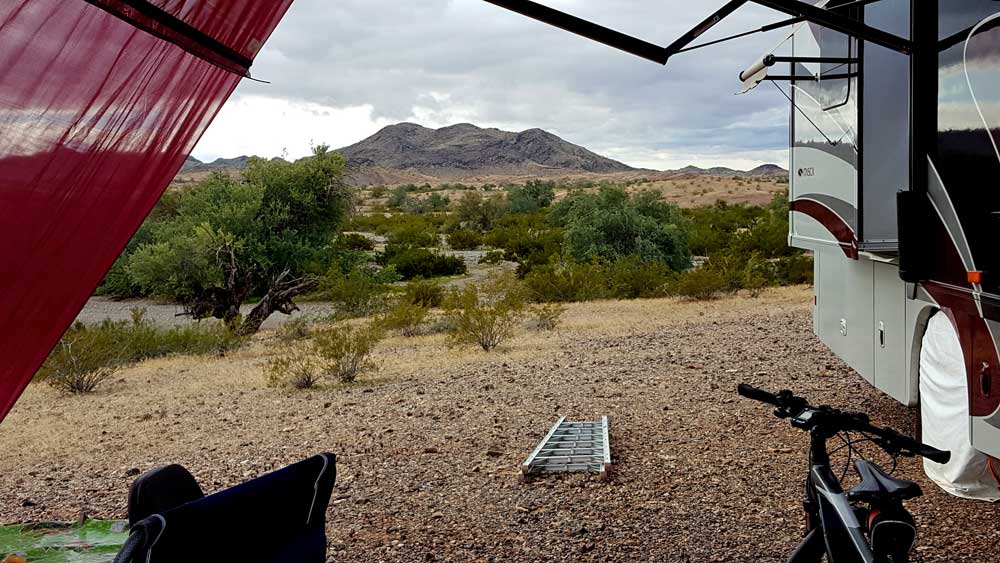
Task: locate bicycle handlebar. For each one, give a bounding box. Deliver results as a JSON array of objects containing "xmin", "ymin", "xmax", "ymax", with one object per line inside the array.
[{"xmin": 738, "ymin": 383, "xmax": 951, "ymax": 464}]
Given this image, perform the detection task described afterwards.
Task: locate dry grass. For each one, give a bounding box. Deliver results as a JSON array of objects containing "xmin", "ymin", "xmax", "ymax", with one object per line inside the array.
[{"xmin": 0, "ymin": 287, "xmax": 809, "ymax": 465}]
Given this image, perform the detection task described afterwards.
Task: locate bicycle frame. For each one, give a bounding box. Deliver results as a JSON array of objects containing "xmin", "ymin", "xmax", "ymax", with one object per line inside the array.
[{"xmin": 790, "ymin": 427, "xmax": 877, "ymax": 563}]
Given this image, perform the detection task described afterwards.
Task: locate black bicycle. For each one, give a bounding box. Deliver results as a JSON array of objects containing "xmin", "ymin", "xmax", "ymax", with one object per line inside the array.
[{"xmin": 738, "ymin": 384, "xmax": 951, "ymax": 563}]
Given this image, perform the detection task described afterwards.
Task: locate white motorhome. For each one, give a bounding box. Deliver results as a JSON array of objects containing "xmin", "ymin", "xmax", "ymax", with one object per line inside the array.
[
  {"xmin": 772, "ymin": 1, "xmax": 1000, "ymax": 462},
  {"xmin": 486, "ymin": 0, "xmax": 1000, "ymax": 466}
]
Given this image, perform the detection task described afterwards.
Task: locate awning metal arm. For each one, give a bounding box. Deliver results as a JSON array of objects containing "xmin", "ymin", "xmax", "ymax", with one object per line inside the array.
[
  {"xmin": 483, "ymin": 0, "xmax": 912, "ymax": 65},
  {"xmin": 676, "ymin": 16, "xmax": 805, "ymax": 54}
]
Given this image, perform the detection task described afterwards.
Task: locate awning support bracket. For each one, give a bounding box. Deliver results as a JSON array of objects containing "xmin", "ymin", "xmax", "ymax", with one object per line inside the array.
[{"xmin": 483, "ymin": 0, "xmax": 912, "ymax": 66}]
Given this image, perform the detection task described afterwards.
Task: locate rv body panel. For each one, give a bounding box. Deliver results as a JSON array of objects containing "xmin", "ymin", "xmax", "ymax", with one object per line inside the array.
[{"xmin": 814, "ymin": 247, "xmax": 874, "ymax": 384}]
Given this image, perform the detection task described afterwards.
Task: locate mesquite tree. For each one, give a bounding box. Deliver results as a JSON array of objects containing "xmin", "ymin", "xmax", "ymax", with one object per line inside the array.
[{"xmin": 125, "ymin": 146, "xmax": 349, "ymax": 334}]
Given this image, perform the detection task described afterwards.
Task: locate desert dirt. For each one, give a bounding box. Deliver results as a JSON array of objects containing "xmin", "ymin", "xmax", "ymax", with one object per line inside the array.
[{"xmin": 2, "ymin": 287, "xmax": 998, "ymax": 562}]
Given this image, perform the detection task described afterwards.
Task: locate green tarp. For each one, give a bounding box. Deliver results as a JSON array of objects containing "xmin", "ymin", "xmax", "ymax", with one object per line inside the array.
[{"xmin": 0, "ymin": 520, "xmax": 127, "ymax": 562}]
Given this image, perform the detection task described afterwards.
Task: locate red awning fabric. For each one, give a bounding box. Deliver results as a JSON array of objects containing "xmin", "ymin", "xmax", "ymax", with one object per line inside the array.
[{"xmin": 0, "ymin": 0, "xmax": 292, "ymax": 422}]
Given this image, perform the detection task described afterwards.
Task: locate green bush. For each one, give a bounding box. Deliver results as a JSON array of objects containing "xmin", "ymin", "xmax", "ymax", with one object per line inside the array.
[
  {"xmin": 387, "ymin": 225, "xmax": 438, "ymax": 248},
  {"xmin": 338, "ymin": 233, "xmax": 376, "ymax": 251},
  {"xmin": 277, "ymin": 316, "xmax": 311, "ymax": 342},
  {"xmin": 608, "ymin": 256, "xmax": 671, "ymax": 299},
  {"xmin": 478, "ymin": 250, "xmax": 506, "ymax": 264},
  {"xmin": 507, "ymin": 180, "xmax": 556, "ymax": 213},
  {"xmin": 523, "ymin": 259, "xmax": 609, "ymax": 303},
  {"xmin": 456, "ymin": 191, "xmax": 507, "ymax": 232},
  {"xmin": 313, "ymin": 323, "xmax": 383, "ymax": 383},
  {"xmin": 447, "ymin": 229, "xmax": 483, "ymax": 250},
  {"xmin": 774, "ymin": 254, "xmax": 814, "ymax": 285},
  {"xmin": 379, "ymin": 300, "xmax": 429, "ymax": 337},
  {"xmin": 316, "ymin": 266, "xmax": 397, "ymax": 317},
  {"xmin": 444, "ymin": 271, "xmax": 528, "ymax": 351},
  {"xmin": 39, "ymin": 310, "xmax": 240, "ymax": 393},
  {"xmin": 404, "ymin": 278, "xmax": 445, "ymax": 308},
  {"xmin": 265, "ymin": 351, "xmax": 320, "ymax": 390},
  {"xmin": 529, "ymin": 302, "xmax": 565, "ymax": 331},
  {"xmin": 381, "ymin": 246, "xmax": 467, "ymax": 280},
  {"xmin": 552, "ymin": 187, "xmax": 690, "ymax": 270},
  {"xmin": 667, "ymin": 267, "xmax": 729, "ymax": 300}
]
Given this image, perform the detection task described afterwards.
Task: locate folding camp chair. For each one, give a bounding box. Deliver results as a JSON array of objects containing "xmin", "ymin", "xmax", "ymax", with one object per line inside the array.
[{"xmin": 115, "ymin": 453, "xmax": 336, "ymax": 563}]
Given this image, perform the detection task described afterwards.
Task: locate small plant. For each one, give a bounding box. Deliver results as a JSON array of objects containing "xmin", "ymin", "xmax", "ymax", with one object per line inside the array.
[
  {"xmin": 447, "ymin": 229, "xmax": 483, "ymax": 250},
  {"xmin": 444, "ymin": 271, "xmax": 527, "ymax": 351},
  {"xmin": 44, "ymin": 335, "xmax": 117, "ymax": 394},
  {"xmin": 379, "ymin": 300, "xmax": 429, "ymax": 337},
  {"xmin": 337, "ymin": 233, "xmax": 376, "ymax": 251},
  {"xmin": 265, "ymin": 351, "xmax": 320, "ymax": 390},
  {"xmin": 380, "ymin": 246, "xmax": 467, "ymax": 280},
  {"xmin": 277, "ymin": 316, "xmax": 311, "ymax": 342},
  {"xmin": 478, "ymin": 250, "xmax": 506, "ymax": 265},
  {"xmin": 39, "ymin": 311, "xmax": 241, "ymax": 394},
  {"xmin": 530, "ymin": 302, "xmax": 565, "ymax": 331},
  {"xmin": 667, "ymin": 267, "xmax": 729, "ymax": 300},
  {"xmin": 313, "ymin": 323, "xmax": 384, "ymax": 383},
  {"xmin": 404, "ymin": 278, "xmax": 445, "ymax": 308}
]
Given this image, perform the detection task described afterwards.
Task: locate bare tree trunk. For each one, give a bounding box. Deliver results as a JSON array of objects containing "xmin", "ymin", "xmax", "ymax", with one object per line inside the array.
[{"xmin": 237, "ymin": 270, "xmax": 318, "ymax": 336}]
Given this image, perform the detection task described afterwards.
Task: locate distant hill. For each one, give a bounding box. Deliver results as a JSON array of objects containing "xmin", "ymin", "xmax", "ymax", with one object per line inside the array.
[
  {"xmin": 335, "ymin": 122, "xmax": 635, "ymax": 181},
  {"xmin": 178, "ymin": 122, "xmax": 787, "ymax": 185},
  {"xmin": 669, "ymin": 163, "xmax": 787, "ymax": 177}
]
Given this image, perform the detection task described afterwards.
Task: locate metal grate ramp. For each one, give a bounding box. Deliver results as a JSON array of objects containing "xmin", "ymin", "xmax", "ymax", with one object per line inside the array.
[{"xmin": 520, "ymin": 416, "xmax": 611, "ymax": 480}]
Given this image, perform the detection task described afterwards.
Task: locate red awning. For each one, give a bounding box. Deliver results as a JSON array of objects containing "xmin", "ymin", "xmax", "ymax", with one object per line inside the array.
[{"xmin": 0, "ymin": 0, "xmax": 292, "ymax": 422}]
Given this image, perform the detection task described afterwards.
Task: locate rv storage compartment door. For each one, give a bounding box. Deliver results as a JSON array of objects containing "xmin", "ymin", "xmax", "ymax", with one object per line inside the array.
[
  {"xmin": 873, "ymin": 261, "xmax": 910, "ymax": 404},
  {"xmin": 815, "ymin": 247, "xmax": 874, "ymax": 384}
]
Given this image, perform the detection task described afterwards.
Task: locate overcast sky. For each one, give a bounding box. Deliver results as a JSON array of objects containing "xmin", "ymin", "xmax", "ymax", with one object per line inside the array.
[{"xmin": 192, "ymin": 0, "xmax": 796, "ymax": 171}]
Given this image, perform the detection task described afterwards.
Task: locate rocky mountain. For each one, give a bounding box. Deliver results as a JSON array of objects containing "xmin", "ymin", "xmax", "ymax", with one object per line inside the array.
[
  {"xmin": 671, "ymin": 163, "xmax": 787, "ymax": 177},
  {"xmin": 178, "ymin": 123, "xmax": 787, "ymax": 185},
  {"xmin": 336, "ymin": 123, "xmax": 635, "ymax": 179}
]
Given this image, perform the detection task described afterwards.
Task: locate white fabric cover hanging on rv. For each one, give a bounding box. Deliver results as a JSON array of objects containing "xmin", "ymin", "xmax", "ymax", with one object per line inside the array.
[{"xmin": 920, "ymin": 312, "xmax": 1000, "ymax": 501}]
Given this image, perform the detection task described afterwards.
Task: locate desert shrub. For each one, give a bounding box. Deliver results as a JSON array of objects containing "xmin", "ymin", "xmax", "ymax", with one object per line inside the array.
[
  {"xmin": 387, "ymin": 225, "xmax": 438, "ymax": 248},
  {"xmin": 39, "ymin": 310, "xmax": 240, "ymax": 393},
  {"xmin": 447, "ymin": 229, "xmax": 483, "ymax": 250},
  {"xmin": 379, "ymin": 300, "xmax": 429, "ymax": 337},
  {"xmin": 523, "ymin": 259, "xmax": 608, "ymax": 302},
  {"xmin": 387, "ymin": 186, "xmax": 413, "ymax": 209},
  {"xmin": 552, "ymin": 187, "xmax": 690, "ymax": 270},
  {"xmin": 426, "ymin": 193, "xmax": 450, "ymax": 211},
  {"xmin": 507, "ymin": 180, "xmax": 556, "ymax": 213},
  {"xmin": 456, "ymin": 191, "xmax": 508, "ymax": 231},
  {"xmin": 338, "ymin": 233, "xmax": 375, "ymax": 251},
  {"xmin": 740, "ymin": 254, "xmax": 772, "ymax": 297},
  {"xmin": 404, "ymin": 278, "xmax": 445, "ymax": 308},
  {"xmin": 265, "ymin": 352, "xmax": 320, "ymax": 390},
  {"xmin": 277, "ymin": 316, "xmax": 311, "ymax": 342},
  {"xmin": 381, "ymin": 246, "xmax": 467, "ymax": 280},
  {"xmin": 608, "ymin": 256, "xmax": 672, "ymax": 299},
  {"xmin": 667, "ymin": 267, "xmax": 729, "ymax": 300},
  {"xmin": 478, "ymin": 250, "xmax": 506, "ymax": 264},
  {"xmin": 313, "ymin": 323, "xmax": 384, "ymax": 383},
  {"xmin": 481, "ymin": 212, "xmax": 562, "ymax": 273},
  {"xmin": 529, "ymin": 302, "xmax": 565, "ymax": 331},
  {"xmin": 774, "ymin": 254, "xmax": 814, "ymax": 285},
  {"xmin": 444, "ymin": 271, "xmax": 528, "ymax": 351},
  {"xmin": 316, "ymin": 266, "xmax": 397, "ymax": 317},
  {"xmin": 369, "ymin": 185, "xmax": 388, "ymax": 199}
]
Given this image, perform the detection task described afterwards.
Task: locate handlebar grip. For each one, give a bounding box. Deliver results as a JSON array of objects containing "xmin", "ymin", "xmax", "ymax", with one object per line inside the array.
[
  {"xmin": 918, "ymin": 445, "xmax": 951, "ymax": 465},
  {"xmin": 738, "ymin": 383, "xmax": 780, "ymax": 406}
]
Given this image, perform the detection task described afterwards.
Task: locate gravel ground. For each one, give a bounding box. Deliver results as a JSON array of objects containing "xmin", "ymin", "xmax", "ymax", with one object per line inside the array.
[{"xmin": 3, "ymin": 287, "xmax": 998, "ymax": 561}]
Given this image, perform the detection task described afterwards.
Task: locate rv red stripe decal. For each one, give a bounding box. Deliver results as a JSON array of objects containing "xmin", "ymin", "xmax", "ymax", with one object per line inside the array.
[
  {"xmin": 923, "ymin": 282, "xmax": 1000, "ymax": 418},
  {"xmin": 790, "ymin": 199, "xmax": 859, "ymax": 259}
]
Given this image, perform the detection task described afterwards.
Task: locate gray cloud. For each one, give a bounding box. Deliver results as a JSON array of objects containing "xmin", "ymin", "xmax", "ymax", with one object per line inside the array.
[{"xmin": 225, "ymin": 0, "xmax": 795, "ymax": 168}]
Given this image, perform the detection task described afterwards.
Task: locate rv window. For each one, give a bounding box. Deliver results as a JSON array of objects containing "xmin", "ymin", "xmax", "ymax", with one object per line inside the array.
[
  {"xmin": 791, "ymin": 22, "xmax": 859, "ymax": 150},
  {"xmin": 936, "ymin": 4, "xmax": 1000, "ymax": 294}
]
